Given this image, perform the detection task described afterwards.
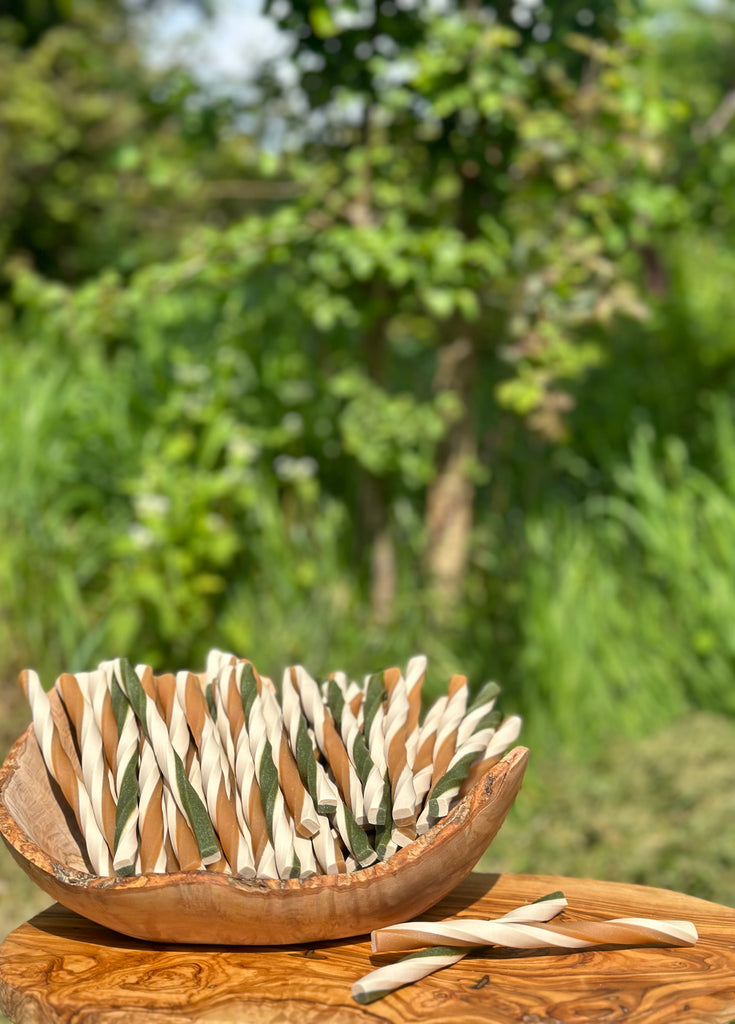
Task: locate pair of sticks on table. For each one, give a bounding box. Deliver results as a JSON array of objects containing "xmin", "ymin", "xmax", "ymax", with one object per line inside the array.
[
  {"xmin": 20, "ymin": 651, "xmax": 521, "ymax": 878},
  {"xmin": 353, "ymin": 892, "xmax": 698, "ymax": 1003}
]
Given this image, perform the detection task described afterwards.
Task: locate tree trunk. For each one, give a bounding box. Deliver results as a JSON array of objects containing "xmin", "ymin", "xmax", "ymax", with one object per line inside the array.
[
  {"xmin": 425, "ymin": 336, "xmax": 477, "ymax": 614},
  {"xmin": 362, "ymin": 473, "xmax": 396, "ymax": 627}
]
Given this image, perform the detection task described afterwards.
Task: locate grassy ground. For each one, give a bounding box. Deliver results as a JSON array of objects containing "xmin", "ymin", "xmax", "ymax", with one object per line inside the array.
[{"xmin": 1, "ymin": 700, "xmax": 733, "ymax": 1022}]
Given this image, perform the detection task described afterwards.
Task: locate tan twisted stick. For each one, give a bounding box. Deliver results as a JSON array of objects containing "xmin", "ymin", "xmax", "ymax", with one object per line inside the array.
[
  {"xmin": 116, "ymin": 659, "xmax": 219, "ymax": 867},
  {"xmin": 382, "ymin": 667, "xmax": 417, "ymax": 828},
  {"xmin": 411, "ymin": 694, "xmax": 446, "ymax": 811},
  {"xmin": 91, "ymin": 661, "xmax": 122, "ymax": 772},
  {"xmin": 292, "ymin": 665, "xmax": 365, "ymax": 824},
  {"xmin": 458, "ymin": 714, "xmax": 523, "ymax": 799},
  {"xmin": 56, "ymin": 673, "xmax": 117, "ymax": 857},
  {"xmin": 238, "ymin": 662, "xmax": 298, "ymax": 879},
  {"xmin": 176, "ymin": 671, "xmax": 255, "ymax": 877},
  {"xmin": 136, "ymin": 734, "xmax": 169, "ymax": 873},
  {"xmin": 20, "ymin": 669, "xmax": 112, "ymax": 875},
  {"xmin": 403, "ymin": 655, "xmax": 426, "ymax": 770},
  {"xmin": 260, "ymin": 683, "xmax": 319, "ymax": 839},
  {"xmin": 310, "ymin": 814, "xmax": 345, "ymax": 874},
  {"xmin": 429, "ymin": 674, "xmax": 468, "ymax": 787},
  {"xmin": 157, "ymin": 671, "xmax": 219, "ymax": 871},
  {"xmin": 215, "ymin": 663, "xmax": 278, "ymax": 879},
  {"xmin": 372, "ymin": 916, "xmax": 699, "ymax": 954},
  {"xmin": 136, "ymin": 669, "xmax": 204, "ymax": 872},
  {"xmin": 282, "ymin": 666, "xmax": 340, "ymax": 814}
]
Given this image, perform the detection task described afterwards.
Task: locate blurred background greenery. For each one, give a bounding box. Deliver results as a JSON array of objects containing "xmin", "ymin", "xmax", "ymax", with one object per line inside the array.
[{"xmin": 2, "ymin": 0, "xmax": 735, "ymax": 947}]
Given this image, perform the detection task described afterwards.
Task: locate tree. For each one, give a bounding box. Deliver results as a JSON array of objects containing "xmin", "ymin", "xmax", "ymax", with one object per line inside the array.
[{"xmin": 251, "ymin": 0, "xmax": 687, "ymax": 618}]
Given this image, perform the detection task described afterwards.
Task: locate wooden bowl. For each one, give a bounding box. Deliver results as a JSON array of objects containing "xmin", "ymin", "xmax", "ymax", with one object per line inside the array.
[{"xmin": 0, "ymin": 717, "xmax": 528, "ymax": 945}]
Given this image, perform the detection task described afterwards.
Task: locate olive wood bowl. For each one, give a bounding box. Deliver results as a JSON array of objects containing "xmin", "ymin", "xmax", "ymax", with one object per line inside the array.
[{"xmin": 0, "ymin": 715, "xmax": 528, "ymax": 945}]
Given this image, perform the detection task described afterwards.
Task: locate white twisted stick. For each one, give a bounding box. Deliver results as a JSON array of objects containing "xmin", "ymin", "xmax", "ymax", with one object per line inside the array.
[
  {"xmin": 136, "ymin": 734, "xmax": 168, "ymax": 873},
  {"xmin": 292, "ymin": 665, "xmax": 365, "ymax": 823},
  {"xmin": 56, "ymin": 673, "xmax": 117, "ymax": 858},
  {"xmin": 20, "ymin": 669, "xmax": 112, "ymax": 875},
  {"xmin": 353, "ymin": 893, "xmax": 568, "ymax": 1004},
  {"xmin": 216, "ymin": 663, "xmax": 278, "ymax": 879},
  {"xmin": 382, "ymin": 668, "xmax": 417, "ymax": 828},
  {"xmin": 176, "ymin": 671, "xmax": 256, "ymax": 878},
  {"xmin": 239, "ymin": 663, "xmax": 297, "ymax": 879},
  {"xmin": 260, "ymin": 683, "xmax": 319, "ymax": 839},
  {"xmin": 411, "ymin": 695, "xmax": 446, "ymax": 811},
  {"xmin": 373, "ymin": 916, "xmax": 698, "ymax": 954},
  {"xmin": 403, "ymin": 655, "xmax": 426, "ymax": 770}
]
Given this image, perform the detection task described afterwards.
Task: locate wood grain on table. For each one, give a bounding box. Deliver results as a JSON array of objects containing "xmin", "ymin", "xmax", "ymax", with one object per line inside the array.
[{"xmin": 1, "ymin": 872, "xmax": 735, "ymax": 1024}]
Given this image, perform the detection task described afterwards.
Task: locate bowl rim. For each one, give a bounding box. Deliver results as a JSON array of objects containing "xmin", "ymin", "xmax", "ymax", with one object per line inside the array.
[{"xmin": 0, "ymin": 722, "xmax": 529, "ymax": 894}]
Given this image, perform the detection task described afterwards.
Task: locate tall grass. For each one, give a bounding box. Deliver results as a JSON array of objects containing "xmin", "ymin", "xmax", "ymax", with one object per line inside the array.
[{"xmin": 513, "ymin": 395, "xmax": 735, "ymax": 757}]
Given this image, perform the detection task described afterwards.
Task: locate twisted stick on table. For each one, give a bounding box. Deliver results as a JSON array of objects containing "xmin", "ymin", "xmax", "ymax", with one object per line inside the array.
[
  {"xmin": 353, "ymin": 892, "xmax": 568, "ymax": 1004},
  {"xmin": 372, "ymin": 916, "xmax": 698, "ymax": 954}
]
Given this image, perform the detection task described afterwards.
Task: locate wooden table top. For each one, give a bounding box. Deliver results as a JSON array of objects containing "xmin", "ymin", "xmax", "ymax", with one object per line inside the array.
[{"xmin": 1, "ymin": 871, "xmax": 735, "ymax": 1024}]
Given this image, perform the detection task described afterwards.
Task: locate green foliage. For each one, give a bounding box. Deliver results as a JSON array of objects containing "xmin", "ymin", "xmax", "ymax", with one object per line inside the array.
[
  {"xmin": 486, "ymin": 712, "xmax": 735, "ymax": 906},
  {"xmin": 499, "ymin": 399, "xmax": 735, "ymax": 754}
]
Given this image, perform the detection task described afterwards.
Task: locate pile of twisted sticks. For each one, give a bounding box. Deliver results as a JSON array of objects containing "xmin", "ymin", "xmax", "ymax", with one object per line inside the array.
[{"xmin": 19, "ymin": 651, "xmax": 521, "ymax": 879}]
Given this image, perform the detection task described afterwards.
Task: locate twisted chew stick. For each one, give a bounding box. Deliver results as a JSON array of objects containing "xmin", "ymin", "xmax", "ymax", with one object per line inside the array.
[
  {"xmin": 216, "ymin": 663, "xmax": 278, "ymax": 879},
  {"xmin": 455, "ymin": 681, "xmax": 500, "ymax": 749},
  {"xmin": 154, "ymin": 672, "xmax": 210, "ymax": 872},
  {"xmin": 260, "ymin": 683, "xmax": 319, "ymax": 839},
  {"xmin": 90, "ymin": 662, "xmax": 121, "ymax": 773},
  {"xmin": 429, "ymin": 674, "xmax": 468, "ymax": 786},
  {"xmin": 372, "ymin": 917, "xmax": 699, "ymax": 954},
  {"xmin": 353, "ymin": 892, "xmax": 567, "ymax": 1005},
  {"xmin": 457, "ymin": 714, "xmax": 524, "ymax": 800},
  {"xmin": 411, "ymin": 695, "xmax": 446, "ymax": 809},
  {"xmin": 105, "ymin": 660, "xmax": 140, "ymax": 875},
  {"xmin": 382, "ymin": 668, "xmax": 417, "ymax": 828},
  {"xmin": 417, "ymin": 713, "xmax": 520, "ymax": 833},
  {"xmin": 136, "ymin": 734, "xmax": 169, "ymax": 873},
  {"xmin": 177, "ymin": 671, "xmax": 256, "ymax": 877},
  {"xmin": 56, "ymin": 673, "xmax": 117, "ymax": 858},
  {"xmin": 282, "ymin": 667, "xmax": 340, "ymax": 814},
  {"xmin": 310, "ymin": 813, "xmax": 344, "ymax": 874},
  {"xmin": 326, "ymin": 677, "xmax": 375, "ymax": 808},
  {"xmin": 116, "ymin": 658, "xmax": 219, "ymax": 865},
  {"xmin": 292, "ymin": 665, "xmax": 365, "ymax": 824},
  {"xmin": 20, "ymin": 669, "xmax": 112, "ymax": 875},
  {"xmin": 403, "ymin": 655, "xmax": 426, "ymax": 770},
  {"xmin": 362, "ymin": 673, "xmax": 390, "ymax": 828},
  {"xmin": 239, "ymin": 662, "xmax": 298, "ymax": 879}
]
